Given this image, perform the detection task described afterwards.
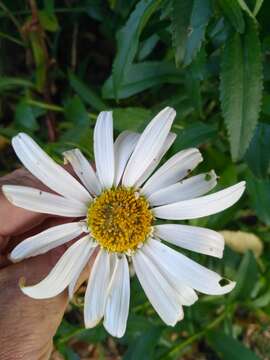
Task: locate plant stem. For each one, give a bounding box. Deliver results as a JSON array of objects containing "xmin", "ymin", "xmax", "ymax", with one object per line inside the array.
[
  {"xmin": 0, "ymin": 31, "xmax": 24, "ymax": 46},
  {"xmin": 27, "ymin": 99, "xmax": 64, "ymax": 112},
  {"xmin": 26, "ymin": 99, "xmax": 97, "ymax": 120},
  {"xmin": 159, "ymin": 311, "xmax": 228, "ymax": 359}
]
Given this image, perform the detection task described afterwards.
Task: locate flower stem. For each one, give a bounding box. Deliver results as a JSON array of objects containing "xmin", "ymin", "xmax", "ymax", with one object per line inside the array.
[{"xmin": 158, "ymin": 310, "xmax": 229, "ymax": 359}]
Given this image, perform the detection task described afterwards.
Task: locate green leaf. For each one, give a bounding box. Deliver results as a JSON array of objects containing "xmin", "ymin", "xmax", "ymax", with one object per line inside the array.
[
  {"xmin": 183, "ymin": 0, "xmax": 212, "ymax": 66},
  {"xmin": 103, "ymin": 61, "xmax": 184, "ymax": 99},
  {"xmin": 138, "ymin": 34, "xmax": 159, "ymax": 61},
  {"xmin": 113, "ymin": 107, "xmax": 152, "ymax": 132},
  {"xmin": 208, "ymin": 331, "xmax": 260, "ymax": 360},
  {"xmin": 253, "ymin": 0, "xmax": 264, "ymax": 16},
  {"xmin": 112, "ymin": 0, "xmax": 161, "ymax": 99},
  {"xmin": 62, "ymin": 96, "xmax": 93, "ymax": 153},
  {"xmin": 230, "ymin": 250, "xmax": 258, "ymax": 301},
  {"xmin": 245, "ymin": 122, "xmax": 270, "ymax": 178},
  {"xmin": 15, "ymin": 100, "xmax": 39, "ymax": 131},
  {"xmin": 171, "ymin": 0, "xmax": 193, "ymax": 66},
  {"xmin": 220, "ymin": 19, "xmax": 263, "ymax": 161},
  {"xmin": 0, "ymin": 77, "xmax": 34, "ymax": 91},
  {"xmin": 38, "ymin": 10, "xmax": 59, "ymax": 32},
  {"xmin": 218, "ymin": 0, "xmax": 245, "ymax": 33},
  {"xmin": 64, "ymin": 96, "xmax": 89, "ymax": 126},
  {"xmin": 68, "ymin": 71, "xmax": 107, "ymax": 111},
  {"xmin": 247, "ymin": 172, "xmax": 270, "ymax": 225},
  {"xmin": 173, "ymin": 121, "xmax": 218, "ymax": 150},
  {"xmin": 237, "ymin": 0, "xmax": 255, "ymax": 18},
  {"xmin": 184, "ymin": 47, "xmax": 206, "ymax": 113},
  {"xmin": 123, "ymin": 327, "xmax": 163, "ymax": 360},
  {"xmin": 171, "ymin": 0, "xmax": 212, "ymax": 67}
]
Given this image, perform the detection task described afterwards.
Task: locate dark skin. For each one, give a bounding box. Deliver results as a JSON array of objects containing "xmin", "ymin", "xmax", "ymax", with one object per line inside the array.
[{"xmin": 0, "ymin": 168, "xmax": 94, "ymax": 360}]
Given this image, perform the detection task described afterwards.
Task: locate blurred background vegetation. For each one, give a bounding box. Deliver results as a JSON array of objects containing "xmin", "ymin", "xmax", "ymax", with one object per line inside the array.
[{"xmin": 1, "ymin": 0, "xmax": 270, "ymax": 359}]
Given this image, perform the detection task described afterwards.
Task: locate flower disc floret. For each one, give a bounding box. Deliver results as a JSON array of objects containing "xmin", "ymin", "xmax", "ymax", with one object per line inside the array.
[{"xmin": 87, "ymin": 187, "xmax": 153, "ymax": 253}]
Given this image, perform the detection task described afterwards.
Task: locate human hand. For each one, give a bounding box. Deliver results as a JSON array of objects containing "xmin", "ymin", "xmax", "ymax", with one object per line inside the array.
[{"xmin": 0, "ymin": 168, "xmax": 92, "ymax": 360}]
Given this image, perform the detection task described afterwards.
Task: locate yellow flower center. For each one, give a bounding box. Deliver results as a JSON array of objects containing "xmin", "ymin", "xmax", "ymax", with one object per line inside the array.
[{"xmin": 87, "ymin": 187, "xmax": 153, "ymax": 253}]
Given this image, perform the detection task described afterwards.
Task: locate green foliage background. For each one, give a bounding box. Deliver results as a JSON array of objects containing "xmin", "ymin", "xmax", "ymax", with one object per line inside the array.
[{"xmin": 0, "ymin": 0, "xmax": 270, "ymax": 359}]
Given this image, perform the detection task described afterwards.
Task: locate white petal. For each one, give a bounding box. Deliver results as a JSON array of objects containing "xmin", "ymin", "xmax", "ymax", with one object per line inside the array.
[
  {"xmin": 122, "ymin": 107, "xmax": 176, "ymax": 188},
  {"xmin": 10, "ymin": 222, "xmax": 85, "ymax": 261},
  {"xmin": 68, "ymin": 241, "xmax": 97, "ymax": 299},
  {"xmin": 63, "ymin": 149, "xmax": 102, "ymax": 196},
  {"xmin": 84, "ymin": 249, "xmax": 111, "ymax": 328},
  {"xmin": 104, "ymin": 255, "xmax": 130, "ymax": 337},
  {"xmin": 142, "ymin": 242, "xmax": 198, "ymax": 306},
  {"xmin": 2, "ymin": 185, "xmax": 88, "ymax": 217},
  {"xmin": 136, "ymin": 132, "xmax": 176, "ymax": 187},
  {"xmin": 142, "ymin": 148, "xmax": 202, "ymax": 197},
  {"xmin": 154, "ymin": 224, "xmax": 224, "ymax": 258},
  {"xmin": 2, "ymin": 184, "xmax": 89, "ymax": 217},
  {"xmin": 114, "ymin": 131, "xmax": 140, "ymax": 186},
  {"xmin": 94, "ymin": 111, "xmax": 115, "ymax": 189},
  {"xmin": 148, "ymin": 170, "xmax": 217, "ymax": 206},
  {"xmin": 21, "ymin": 236, "xmax": 93, "ymax": 299},
  {"xmin": 154, "ymin": 181, "xmax": 246, "ymax": 220},
  {"xmin": 132, "ymin": 249, "xmax": 184, "ymax": 326},
  {"xmin": 147, "ymin": 239, "xmax": 235, "ymax": 295},
  {"xmin": 12, "ymin": 133, "xmax": 91, "ymax": 203}
]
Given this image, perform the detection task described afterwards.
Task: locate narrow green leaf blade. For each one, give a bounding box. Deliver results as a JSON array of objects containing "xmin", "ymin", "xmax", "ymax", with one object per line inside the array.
[
  {"xmin": 171, "ymin": 0, "xmax": 212, "ymax": 67},
  {"xmin": 112, "ymin": 0, "xmax": 161, "ymax": 99},
  {"xmin": 253, "ymin": 0, "xmax": 264, "ymax": 16},
  {"xmin": 0, "ymin": 77, "xmax": 34, "ymax": 91},
  {"xmin": 220, "ymin": 20, "xmax": 263, "ymax": 161},
  {"xmin": 247, "ymin": 172, "xmax": 270, "ymax": 225},
  {"xmin": 245, "ymin": 122, "xmax": 270, "ymax": 178},
  {"xmin": 68, "ymin": 71, "xmax": 107, "ymax": 111},
  {"xmin": 218, "ymin": 0, "xmax": 245, "ymax": 33},
  {"xmin": 15, "ymin": 100, "xmax": 39, "ymax": 132},
  {"xmin": 171, "ymin": 0, "xmax": 194, "ymax": 66},
  {"xmin": 230, "ymin": 250, "xmax": 258, "ymax": 301},
  {"xmin": 208, "ymin": 331, "xmax": 260, "ymax": 360},
  {"xmin": 237, "ymin": 0, "xmax": 255, "ymax": 18},
  {"xmin": 183, "ymin": 0, "xmax": 212, "ymax": 66},
  {"xmin": 103, "ymin": 61, "xmax": 184, "ymax": 99}
]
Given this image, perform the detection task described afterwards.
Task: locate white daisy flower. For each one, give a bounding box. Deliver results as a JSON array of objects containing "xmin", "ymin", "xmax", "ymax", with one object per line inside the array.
[{"xmin": 2, "ymin": 107, "xmax": 245, "ymax": 338}]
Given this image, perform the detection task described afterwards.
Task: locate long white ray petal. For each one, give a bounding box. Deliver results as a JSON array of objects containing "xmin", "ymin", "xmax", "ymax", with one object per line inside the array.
[
  {"xmin": 114, "ymin": 131, "xmax": 140, "ymax": 186},
  {"xmin": 154, "ymin": 224, "xmax": 224, "ymax": 258},
  {"xmin": 104, "ymin": 255, "xmax": 130, "ymax": 338},
  {"xmin": 2, "ymin": 185, "xmax": 88, "ymax": 217},
  {"xmin": 68, "ymin": 242, "xmax": 97, "ymax": 299},
  {"xmin": 142, "ymin": 148, "xmax": 203, "ymax": 197},
  {"xmin": 12, "ymin": 133, "xmax": 91, "ymax": 204},
  {"xmin": 21, "ymin": 236, "xmax": 93, "ymax": 299},
  {"xmin": 94, "ymin": 111, "xmax": 115, "ymax": 189},
  {"xmin": 84, "ymin": 249, "xmax": 111, "ymax": 328},
  {"xmin": 154, "ymin": 181, "xmax": 246, "ymax": 220},
  {"xmin": 136, "ymin": 132, "xmax": 176, "ymax": 188},
  {"xmin": 63, "ymin": 149, "xmax": 102, "ymax": 196},
  {"xmin": 148, "ymin": 170, "xmax": 217, "ymax": 206},
  {"xmin": 122, "ymin": 107, "xmax": 176, "ymax": 188},
  {"xmin": 148, "ymin": 239, "xmax": 235, "ymax": 295},
  {"xmin": 142, "ymin": 242, "xmax": 198, "ymax": 306},
  {"xmin": 10, "ymin": 222, "xmax": 85, "ymax": 261},
  {"xmin": 132, "ymin": 250, "xmax": 184, "ymax": 326}
]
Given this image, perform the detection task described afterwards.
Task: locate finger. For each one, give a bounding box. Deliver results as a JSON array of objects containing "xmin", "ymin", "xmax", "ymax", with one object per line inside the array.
[{"xmin": 0, "ymin": 248, "xmax": 68, "ymax": 359}]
